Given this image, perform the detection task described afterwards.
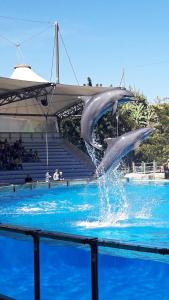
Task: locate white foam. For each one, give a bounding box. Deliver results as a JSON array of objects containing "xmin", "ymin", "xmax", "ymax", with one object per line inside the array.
[
  {"xmin": 16, "ymin": 201, "xmax": 57, "ymax": 214},
  {"xmin": 17, "ymin": 207, "xmax": 43, "ymax": 213},
  {"xmin": 76, "ymin": 218, "xmax": 168, "ymax": 229},
  {"xmin": 69, "ymin": 204, "xmax": 93, "ymax": 212},
  {"xmin": 76, "ymin": 211, "xmax": 129, "ymax": 228}
]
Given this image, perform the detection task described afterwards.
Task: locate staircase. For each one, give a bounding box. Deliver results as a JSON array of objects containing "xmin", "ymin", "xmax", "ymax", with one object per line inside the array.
[{"xmin": 0, "ymin": 132, "xmax": 95, "ymax": 185}]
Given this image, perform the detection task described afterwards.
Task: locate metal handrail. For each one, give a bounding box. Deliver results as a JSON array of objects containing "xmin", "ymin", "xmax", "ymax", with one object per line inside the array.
[
  {"xmin": 0, "ymin": 224, "xmax": 98, "ymax": 300},
  {"xmin": 98, "ymin": 239, "xmax": 169, "ymax": 255},
  {"xmin": 0, "ymin": 294, "xmax": 14, "ymax": 300},
  {"xmin": 0, "ymin": 179, "xmax": 94, "ymax": 193},
  {"xmin": 0, "ymin": 224, "xmax": 169, "ymax": 300}
]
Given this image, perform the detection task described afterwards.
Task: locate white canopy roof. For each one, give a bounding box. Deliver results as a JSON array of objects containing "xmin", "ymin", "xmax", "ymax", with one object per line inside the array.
[
  {"xmin": 0, "ymin": 76, "xmax": 110, "ymax": 116},
  {"xmin": 11, "ymin": 64, "xmax": 48, "ymax": 83},
  {"xmin": 0, "ymin": 76, "xmax": 43, "ymax": 95}
]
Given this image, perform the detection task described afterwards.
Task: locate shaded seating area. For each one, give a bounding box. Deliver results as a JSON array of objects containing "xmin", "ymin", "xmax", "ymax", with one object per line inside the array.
[
  {"xmin": 0, "ymin": 73, "xmax": 105, "ymax": 185},
  {"xmin": 0, "ymin": 132, "xmax": 94, "ymax": 185},
  {"xmin": 0, "ymin": 137, "xmax": 39, "ymax": 171}
]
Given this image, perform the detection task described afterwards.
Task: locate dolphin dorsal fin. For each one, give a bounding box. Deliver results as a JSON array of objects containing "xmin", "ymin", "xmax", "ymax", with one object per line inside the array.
[
  {"xmin": 80, "ymin": 96, "xmax": 92, "ymax": 104},
  {"xmin": 104, "ymin": 137, "xmax": 117, "ymax": 148}
]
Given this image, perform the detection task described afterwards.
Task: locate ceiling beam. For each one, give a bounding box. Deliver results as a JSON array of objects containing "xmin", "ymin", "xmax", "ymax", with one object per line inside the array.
[{"xmin": 0, "ymin": 83, "xmax": 54, "ymax": 107}]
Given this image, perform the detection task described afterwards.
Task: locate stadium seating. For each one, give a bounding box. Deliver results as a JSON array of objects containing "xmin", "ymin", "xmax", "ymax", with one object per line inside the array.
[{"xmin": 0, "ymin": 132, "xmax": 94, "ymax": 185}]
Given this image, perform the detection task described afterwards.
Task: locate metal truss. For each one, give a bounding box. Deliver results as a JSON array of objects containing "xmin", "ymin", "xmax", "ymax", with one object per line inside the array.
[
  {"xmin": 56, "ymin": 100, "xmax": 83, "ymax": 120},
  {"xmin": 0, "ymin": 83, "xmax": 54, "ymax": 107}
]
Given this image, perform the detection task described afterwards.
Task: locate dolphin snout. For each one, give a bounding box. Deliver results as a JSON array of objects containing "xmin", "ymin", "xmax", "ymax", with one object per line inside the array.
[
  {"xmin": 124, "ymin": 95, "xmax": 138, "ymax": 102},
  {"xmin": 130, "ymin": 96, "xmax": 138, "ymax": 101},
  {"xmin": 119, "ymin": 95, "xmax": 138, "ymax": 104},
  {"xmin": 143, "ymin": 127, "xmax": 155, "ymax": 138}
]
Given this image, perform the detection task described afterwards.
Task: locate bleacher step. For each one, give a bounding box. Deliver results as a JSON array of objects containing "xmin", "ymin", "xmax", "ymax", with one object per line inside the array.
[{"xmin": 0, "ymin": 134, "xmax": 94, "ymax": 185}]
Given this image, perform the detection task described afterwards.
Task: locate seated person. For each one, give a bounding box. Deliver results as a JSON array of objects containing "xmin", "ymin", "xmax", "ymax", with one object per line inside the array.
[
  {"xmin": 25, "ymin": 174, "xmax": 33, "ymax": 183},
  {"xmin": 33, "ymin": 150, "xmax": 39, "ymax": 161},
  {"xmin": 9, "ymin": 157, "xmax": 17, "ymax": 170},
  {"xmin": 160, "ymin": 165, "xmax": 164, "ymax": 173},
  {"xmin": 53, "ymin": 169, "xmax": 59, "ymax": 181},
  {"xmin": 15, "ymin": 157, "xmax": 23, "ymax": 170},
  {"xmin": 59, "ymin": 171, "xmax": 64, "ymax": 181},
  {"xmin": 45, "ymin": 171, "xmax": 51, "ymax": 183}
]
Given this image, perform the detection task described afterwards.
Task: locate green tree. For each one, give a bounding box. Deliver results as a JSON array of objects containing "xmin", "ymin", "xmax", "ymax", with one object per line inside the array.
[
  {"xmin": 60, "ymin": 85, "xmax": 169, "ymax": 166},
  {"xmin": 134, "ymin": 103, "xmax": 169, "ymax": 164}
]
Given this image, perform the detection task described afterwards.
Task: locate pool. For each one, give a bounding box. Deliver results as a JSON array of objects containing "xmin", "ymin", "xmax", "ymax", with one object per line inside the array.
[
  {"xmin": 0, "ymin": 180, "xmax": 169, "ymax": 299},
  {"xmin": 1, "ymin": 181, "xmax": 169, "ymax": 247}
]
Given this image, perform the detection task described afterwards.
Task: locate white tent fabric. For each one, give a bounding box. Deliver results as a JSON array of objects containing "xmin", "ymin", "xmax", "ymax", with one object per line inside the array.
[
  {"xmin": 0, "ymin": 76, "xmax": 43, "ymax": 95},
  {"xmin": 0, "ymin": 77, "xmax": 110, "ymax": 116},
  {"xmin": 10, "ymin": 64, "xmax": 48, "ymax": 83}
]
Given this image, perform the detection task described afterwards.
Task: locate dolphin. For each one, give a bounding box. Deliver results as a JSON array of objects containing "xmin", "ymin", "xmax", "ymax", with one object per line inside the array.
[
  {"xmin": 80, "ymin": 88, "xmax": 137, "ymax": 150},
  {"xmin": 95, "ymin": 127, "xmax": 155, "ymax": 177}
]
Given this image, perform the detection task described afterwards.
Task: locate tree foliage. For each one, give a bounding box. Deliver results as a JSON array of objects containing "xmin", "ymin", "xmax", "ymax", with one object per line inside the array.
[
  {"xmin": 135, "ymin": 103, "xmax": 169, "ymax": 164},
  {"xmin": 60, "ymin": 86, "xmax": 169, "ymax": 166}
]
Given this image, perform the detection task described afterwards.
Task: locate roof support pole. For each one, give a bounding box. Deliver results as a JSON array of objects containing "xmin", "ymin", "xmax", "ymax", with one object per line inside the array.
[
  {"xmin": 54, "ymin": 22, "xmax": 60, "ymax": 84},
  {"xmin": 45, "ymin": 114, "xmax": 49, "ymax": 169}
]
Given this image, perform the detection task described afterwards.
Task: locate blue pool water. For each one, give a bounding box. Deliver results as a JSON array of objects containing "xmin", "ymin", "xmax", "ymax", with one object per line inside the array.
[
  {"xmin": 0, "ymin": 181, "xmax": 169, "ymax": 299},
  {"xmin": 0, "ymin": 181, "xmax": 169, "ymax": 247}
]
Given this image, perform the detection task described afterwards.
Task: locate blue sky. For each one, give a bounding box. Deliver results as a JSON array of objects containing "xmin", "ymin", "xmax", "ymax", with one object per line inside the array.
[{"xmin": 0, "ymin": 0, "xmax": 169, "ymax": 101}]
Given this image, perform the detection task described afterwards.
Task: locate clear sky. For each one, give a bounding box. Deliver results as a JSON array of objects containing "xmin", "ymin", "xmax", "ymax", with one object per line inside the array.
[{"xmin": 0, "ymin": 0, "xmax": 169, "ymax": 101}]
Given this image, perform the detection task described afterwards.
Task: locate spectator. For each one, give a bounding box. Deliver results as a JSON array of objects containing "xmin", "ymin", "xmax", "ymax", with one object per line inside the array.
[
  {"xmin": 59, "ymin": 171, "xmax": 64, "ymax": 181},
  {"xmin": 9, "ymin": 157, "xmax": 16, "ymax": 170},
  {"xmin": 25, "ymin": 174, "xmax": 33, "ymax": 183},
  {"xmin": 15, "ymin": 157, "xmax": 23, "ymax": 170},
  {"xmin": 4, "ymin": 138, "xmax": 8, "ymax": 146},
  {"xmin": 160, "ymin": 165, "xmax": 164, "ymax": 173},
  {"xmin": 0, "ymin": 138, "xmax": 40, "ymax": 170},
  {"xmin": 45, "ymin": 172, "xmax": 51, "ymax": 183},
  {"xmin": 53, "ymin": 169, "xmax": 59, "ymax": 181},
  {"xmin": 33, "ymin": 150, "xmax": 39, "ymax": 162}
]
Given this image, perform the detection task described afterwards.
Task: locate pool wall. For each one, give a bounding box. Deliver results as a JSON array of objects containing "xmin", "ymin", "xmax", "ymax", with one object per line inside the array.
[{"xmin": 1, "ymin": 224, "xmax": 169, "ymax": 300}]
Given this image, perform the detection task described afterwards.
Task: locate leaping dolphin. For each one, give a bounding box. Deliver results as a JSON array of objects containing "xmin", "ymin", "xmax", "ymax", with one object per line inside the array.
[
  {"xmin": 81, "ymin": 88, "xmax": 137, "ymax": 150},
  {"xmin": 95, "ymin": 127, "xmax": 155, "ymax": 177}
]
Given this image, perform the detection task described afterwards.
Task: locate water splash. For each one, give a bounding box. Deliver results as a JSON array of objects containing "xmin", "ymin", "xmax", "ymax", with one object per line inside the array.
[
  {"xmin": 85, "ymin": 142, "xmax": 100, "ymax": 167},
  {"xmin": 86, "ymin": 141, "xmax": 129, "ymax": 225},
  {"xmin": 97, "ymin": 168, "xmax": 129, "ymax": 224}
]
